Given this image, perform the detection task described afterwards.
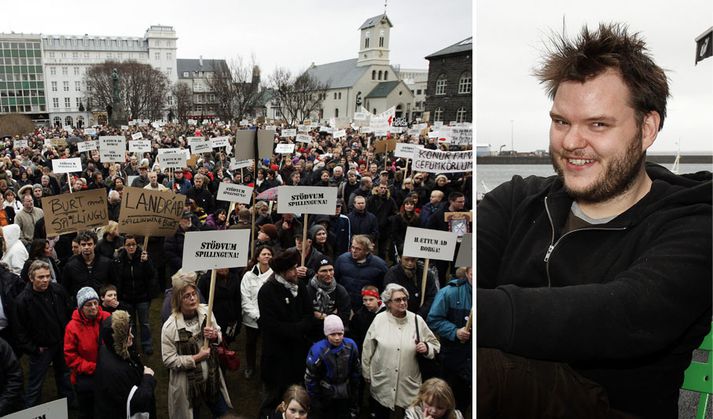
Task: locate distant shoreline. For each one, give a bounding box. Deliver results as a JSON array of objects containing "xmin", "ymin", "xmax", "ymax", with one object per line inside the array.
[{"xmin": 476, "ymin": 155, "xmax": 713, "ymax": 164}]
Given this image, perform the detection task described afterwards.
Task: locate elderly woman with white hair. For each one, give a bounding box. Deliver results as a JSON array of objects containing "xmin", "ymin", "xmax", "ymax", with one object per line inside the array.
[{"xmin": 361, "ymin": 283, "xmax": 441, "ymax": 419}]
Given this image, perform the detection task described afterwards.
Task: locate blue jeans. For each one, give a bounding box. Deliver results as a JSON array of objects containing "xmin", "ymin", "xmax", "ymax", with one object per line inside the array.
[
  {"xmin": 124, "ymin": 301, "xmax": 152, "ymax": 351},
  {"xmin": 192, "ymin": 390, "xmax": 228, "ymax": 419},
  {"xmin": 25, "ymin": 344, "xmax": 74, "ymax": 408}
]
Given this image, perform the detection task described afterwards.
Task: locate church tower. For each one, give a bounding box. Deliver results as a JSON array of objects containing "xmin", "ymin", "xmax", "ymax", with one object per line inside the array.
[{"xmin": 356, "ymin": 14, "xmax": 393, "ymax": 67}]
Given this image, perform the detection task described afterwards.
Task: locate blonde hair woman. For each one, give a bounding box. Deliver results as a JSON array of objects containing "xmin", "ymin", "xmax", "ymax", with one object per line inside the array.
[{"xmin": 405, "ymin": 378, "xmax": 463, "ymax": 419}]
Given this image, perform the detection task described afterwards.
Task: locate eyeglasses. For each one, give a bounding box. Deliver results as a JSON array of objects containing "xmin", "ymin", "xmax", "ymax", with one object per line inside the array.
[
  {"xmin": 182, "ymin": 292, "xmax": 197, "ymax": 301},
  {"xmin": 391, "ymin": 297, "xmax": 408, "ymax": 303}
]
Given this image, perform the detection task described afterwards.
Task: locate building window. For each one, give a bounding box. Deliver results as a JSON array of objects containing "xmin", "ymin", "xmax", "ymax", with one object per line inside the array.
[
  {"xmin": 379, "ymin": 36, "xmax": 384, "ymax": 47},
  {"xmin": 434, "ymin": 107, "xmax": 443, "ymax": 122},
  {"xmin": 65, "ymin": 116, "xmax": 73, "ymax": 126},
  {"xmin": 458, "ymin": 72, "xmax": 472, "ymax": 94},
  {"xmin": 365, "ymin": 37, "xmax": 370, "ymax": 48},
  {"xmin": 455, "ymin": 107, "xmax": 467, "ymax": 123},
  {"xmin": 53, "ymin": 98, "xmax": 59, "ymax": 108},
  {"xmin": 435, "ymin": 74, "xmax": 447, "ymax": 95},
  {"xmin": 372, "ymin": 70, "xmax": 376, "ymax": 80},
  {"xmin": 384, "ymin": 71, "xmax": 388, "ymax": 80},
  {"xmin": 50, "ymin": 67, "xmax": 56, "ymax": 75},
  {"xmin": 338, "ymin": 92, "xmax": 342, "ymax": 99},
  {"xmin": 76, "ymin": 97, "xmax": 82, "ymax": 108},
  {"xmin": 62, "ymin": 67, "xmax": 68, "ymax": 75},
  {"xmin": 51, "ymin": 81, "xmax": 57, "ymax": 92},
  {"xmin": 74, "ymin": 67, "xmax": 80, "ymax": 76},
  {"xmin": 334, "ymin": 92, "xmax": 337, "ymax": 100},
  {"xmin": 416, "ymin": 89, "xmax": 422, "ymax": 95},
  {"xmin": 183, "ymin": 71, "xmax": 189, "ymax": 77},
  {"xmin": 64, "ymin": 97, "xmax": 71, "ymax": 108},
  {"xmin": 378, "ymin": 70, "xmax": 382, "ymax": 80},
  {"xmin": 75, "ymin": 81, "xmax": 81, "ymax": 91},
  {"xmin": 53, "ymin": 116, "xmax": 61, "ymax": 125},
  {"xmin": 63, "ymin": 81, "xmax": 69, "ymax": 91},
  {"xmin": 167, "ymin": 52, "xmax": 172, "ymax": 60},
  {"xmin": 335, "ymin": 108, "xmax": 339, "ymax": 118},
  {"xmin": 155, "ymin": 52, "xmax": 160, "ymax": 60}
]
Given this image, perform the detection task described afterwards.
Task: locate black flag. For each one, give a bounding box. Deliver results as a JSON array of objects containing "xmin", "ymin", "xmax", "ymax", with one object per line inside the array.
[{"xmin": 695, "ymin": 27, "xmax": 713, "ymax": 65}]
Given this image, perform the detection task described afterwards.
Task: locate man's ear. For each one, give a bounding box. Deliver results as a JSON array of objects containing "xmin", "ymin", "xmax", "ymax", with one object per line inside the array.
[{"xmin": 640, "ymin": 111, "xmax": 660, "ymax": 151}]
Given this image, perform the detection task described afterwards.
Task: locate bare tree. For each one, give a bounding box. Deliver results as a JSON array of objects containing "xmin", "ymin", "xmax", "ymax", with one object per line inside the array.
[
  {"xmin": 269, "ymin": 67, "xmax": 327, "ymax": 126},
  {"xmin": 171, "ymin": 82, "xmax": 194, "ymax": 122},
  {"xmin": 84, "ymin": 60, "xmax": 169, "ymax": 121},
  {"xmin": 0, "ymin": 114, "xmax": 34, "ymax": 137},
  {"xmin": 206, "ymin": 57, "xmax": 262, "ymax": 122}
]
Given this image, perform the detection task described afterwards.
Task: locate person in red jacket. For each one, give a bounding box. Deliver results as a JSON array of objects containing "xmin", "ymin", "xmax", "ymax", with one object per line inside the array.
[{"xmin": 64, "ymin": 286, "xmax": 111, "ymax": 419}]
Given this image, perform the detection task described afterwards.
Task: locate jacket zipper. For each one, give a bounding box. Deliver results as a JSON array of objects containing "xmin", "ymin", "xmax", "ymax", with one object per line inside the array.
[{"xmin": 543, "ymin": 196, "xmax": 627, "ymax": 287}]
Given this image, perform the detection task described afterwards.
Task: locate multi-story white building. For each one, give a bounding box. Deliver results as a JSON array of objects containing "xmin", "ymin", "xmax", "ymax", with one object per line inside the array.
[
  {"xmin": 42, "ymin": 25, "xmax": 177, "ymax": 127},
  {"xmin": 395, "ymin": 68, "xmax": 428, "ymax": 121}
]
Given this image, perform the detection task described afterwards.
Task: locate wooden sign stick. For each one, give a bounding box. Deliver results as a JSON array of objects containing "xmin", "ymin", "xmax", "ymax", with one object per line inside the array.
[
  {"xmin": 420, "ymin": 258, "xmax": 430, "ymax": 307},
  {"xmin": 301, "ymin": 213, "xmax": 309, "ymax": 266},
  {"xmin": 203, "ymin": 269, "xmax": 217, "ymax": 348}
]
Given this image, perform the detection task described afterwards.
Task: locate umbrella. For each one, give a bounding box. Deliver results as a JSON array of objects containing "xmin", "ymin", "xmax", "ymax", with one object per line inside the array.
[
  {"xmin": 66, "ymin": 136, "xmax": 82, "ymax": 145},
  {"xmin": 256, "ymin": 186, "xmax": 279, "ymax": 201}
]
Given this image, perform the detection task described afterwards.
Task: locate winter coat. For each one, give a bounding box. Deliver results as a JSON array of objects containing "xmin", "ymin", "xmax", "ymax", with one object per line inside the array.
[
  {"xmin": 186, "ymin": 186, "xmax": 215, "ymax": 215},
  {"xmin": 334, "ymin": 252, "xmax": 388, "ymax": 312},
  {"xmin": 361, "ymin": 311, "xmax": 440, "ymax": 410},
  {"xmin": 240, "ymin": 264, "xmax": 273, "ymax": 329},
  {"xmin": 14, "ymin": 206, "xmax": 44, "ymax": 246},
  {"xmin": 305, "ymin": 337, "xmax": 361, "ymax": 404},
  {"xmin": 164, "ymin": 225, "xmax": 200, "ymax": 276},
  {"xmin": 306, "ymin": 277, "xmax": 352, "ymax": 336},
  {"xmin": 0, "ymin": 337, "xmax": 22, "ymax": 416},
  {"xmin": 477, "ymin": 162, "xmax": 712, "ymax": 418},
  {"xmin": 367, "ymin": 192, "xmax": 398, "ymax": 231},
  {"xmin": 14, "ymin": 282, "xmax": 72, "ymax": 354},
  {"xmin": 384, "ymin": 263, "xmax": 438, "ymax": 319},
  {"xmin": 347, "ymin": 209, "xmax": 379, "ymax": 241},
  {"xmin": 329, "ymin": 214, "xmax": 351, "ymax": 256},
  {"xmin": 349, "ymin": 303, "xmax": 386, "ymax": 352},
  {"xmin": 62, "ymin": 253, "xmax": 114, "ymax": 299},
  {"xmin": 161, "ymin": 304, "xmax": 232, "ymax": 419},
  {"xmin": 197, "ymin": 269, "xmax": 241, "ymax": 337},
  {"xmin": 64, "ymin": 307, "xmax": 111, "ymax": 384},
  {"xmin": 257, "ymin": 276, "xmax": 314, "ymax": 387},
  {"xmin": 95, "ymin": 312, "xmax": 156, "ymax": 418},
  {"xmin": 203, "ymin": 213, "xmax": 227, "ymax": 231},
  {"xmin": 427, "ymin": 278, "xmax": 472, "ymax": 381},
  {"xmin": 1, "ymin": 224, "xmax": 28, "ymax": 276},
  {"xmin": 113, "ymin": 247, "xmax": 156, "ymax": 304},
  {"xmin": 96, "ymin": 236, "xmax": 124, "ymax": 260},
  {"xmin": 389, "ymin": 212, "xmax": 421, "ymax": 259}
]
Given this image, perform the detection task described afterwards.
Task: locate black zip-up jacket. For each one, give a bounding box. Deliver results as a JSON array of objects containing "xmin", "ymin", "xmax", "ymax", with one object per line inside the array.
[
  {"xmin": 14, "ymin": 282, "xmax": 72, "ymax": 354},
  {"xmin": 62, "ymin": 253, "xmax": 114, "ymax": 299},
  {"xmin": 477, "ymin": 163, "xmax": 712, "ymax": 418},
  {"xmin": 113, "ymin": 247, "xmax": 156, "ymax": 304}
]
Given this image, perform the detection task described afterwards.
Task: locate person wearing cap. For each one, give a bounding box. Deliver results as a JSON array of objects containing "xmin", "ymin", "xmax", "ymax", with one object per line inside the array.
[
  {"xmin": 167, "ymin": 169, "xmax": 191, "ymax": 195},
  {"xmin": 308, "ymin": 222, "xmax": 334, "ymax": 260},
  {"xmin": 164, "ymin": 210, "xmax": 200, "ymax": 277},
  {"xmin": 304, "ymin": 315, "xmax": 361, "ymax": 419},
  {"xmin": 130, "ymin": 162, "xmax": 150, "ymax": 188},
  {"xmin": 305, "ymin": 256, "xmax": 351, "ymax": 341},
  {"xmin": 257, "ymin": 248, "xmax": 314, "ymax": 418},
  {"xmin": 64, "ymin": 286, "xmax": 111, "ymax": 418},
  {"xmin": 254, "ymin": 223, "xmax": 282, "ymax": 253},
  {"xmin": 14, "ymin": 260, "xmax": 75, "ymax": 408},
  {"xmin": 291, "ymin": 231, "xmax": 326, "ymax": 284}
]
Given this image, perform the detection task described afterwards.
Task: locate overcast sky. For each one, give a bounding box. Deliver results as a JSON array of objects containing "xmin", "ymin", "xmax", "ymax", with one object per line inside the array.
[
  {"xmin": 477, "ymin": 0, "xmax": 713, "ymax": 153},
  {"xmin": 5, "ymin": 0, "xmax": 471, "ymax": 76}
]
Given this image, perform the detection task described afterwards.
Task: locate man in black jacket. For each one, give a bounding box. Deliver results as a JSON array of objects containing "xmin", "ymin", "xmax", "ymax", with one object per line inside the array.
[
  {"xmin": 62, "ymin": 230, "xmax": 114, "ymax": 300},
  {"xmin": 164, "ymin": 211, "xmax": 200, "ymax": 277},
  {"xmin": 186, "ymin": 173, "xmax": 215, "ymax": 215},
  {"xmin": 383, "ymin": 256, "xmax": 438, "ymax": 319},
  {"xmin": 15, "ymin": 260, "xmax": 74, "ymax": 408},
  {"xmin": 0, "ymin": 336, "xmax": 22, "ymax": 415},
  {"xmin": 477, "ymin": 23, "xmax": 712, "ymax": 418}
]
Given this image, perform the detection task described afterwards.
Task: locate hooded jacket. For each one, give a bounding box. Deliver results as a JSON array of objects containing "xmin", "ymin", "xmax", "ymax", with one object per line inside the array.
[
  {"xmin": 64, "ymin": 306, "xmax": 111, "ymax": 384},
  {"xmin": 1, "ymin": 224, "xmax": 28, "ymax": 276},
  {"xmin": 477, "ymin": 163, "xmax": 712, "ymax": 418}
]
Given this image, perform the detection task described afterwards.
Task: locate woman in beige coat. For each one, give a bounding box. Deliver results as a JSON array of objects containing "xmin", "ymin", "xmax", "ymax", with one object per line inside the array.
[
  {"xmin": 161, "ymin": 279, "xmax": 232, "ymax": 419},
  {"xmin": 362, "ymin": 283, "xmax": 441, "ymax": 419}
]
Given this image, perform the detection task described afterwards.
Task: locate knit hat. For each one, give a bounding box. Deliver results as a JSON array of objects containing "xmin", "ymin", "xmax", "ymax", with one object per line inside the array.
[
  {"xmin": 269, "ymin": 248, "xmax": 300, "ymax": 274},
  {"xmin": 323, "ymin": 315, "xmax": 344, "ymax": 336},
  {"xmin": 317, "ymin": 256, "xmax": 333, "ymax": 270},
  {"xmin": 77, "ymin": 286, "xmax": 99, "ymax": 308},
  {"xmin": 259, "ymin": 224, "xmax": 278, "ymax": 241},
  {"xmin": 308, "ymin": 224, "xmax": 326, "ymax": 242},
  {"xmin": 32, "ymin": 183, "xmax": 43, "ymax": 191}
]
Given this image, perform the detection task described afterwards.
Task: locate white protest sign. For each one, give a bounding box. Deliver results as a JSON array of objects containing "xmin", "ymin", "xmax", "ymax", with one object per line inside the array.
[
  {"xmin": 217, "ymin": 182, "xmax": 254, "ymax": 204},
  {"xmin": 191, "ymin": 140, "xmax": 212, "ymax": 155},
  {"xmin": 159, "ymin": 151, "xmax": 187, "ymax": 169},
  {"xmin": 353, "ymin": 111, "xmax": 369, "ymax": 121},
  {"xmin": 296, "ymin": 134, "xmax": 311, "ymax": 143},
  {"xmin": 297, "ymin": 125, "xmax": 309, "ymax": 132},
  {"xmin": 360, "ymin": 126, "xmax": 374, "ymax": 134},
  {"xmin": 264, "ymin": 125, "xmax": 277, "ymax": 131},
  {"xmin": 433, "ymin": 121, "xmax": 444, "ymax": 129},
  {"xmin": 131, "ymin": 132, "xmax": 143, "ymax": 140},
  {"xmin": 333, "ymin": 129, "xmax": 347, "ymax": 139},
  {"xmin": 319, "ymin": 126, "xmax": 333, "ymax": 133},
  {"xmin": 411, "ymin": 148, "xmax": 473, "ymax": 173},
  {"xmin": 240, "ymin": 119, "xmax": 249, "ymax": 126},
  {"xmin": 120, "ymin": 125, "xmax": 129, "ymax": 131},
  {"xmin": 129, "ymin": 140, "xmax": 151, "ymax": 153},
  {"xmin": 281, "ymin": 129, "xmax": 297, "ymax": 137},
  {"xmin": 277, "ymin": 186, "xmax": 338, "ymax": 215},
  {"xmin": 157, "ymin": 147, "xmax": 181, "ymax": 155},
  {"xmin": 4, "ymin": 398, "xmax": 68, "ymax": 419},
  {"xmin": 211, "ymin": 136, "xmax": 230, "ymax": 148},
  {"xmin": 437, "ymin": 126, "xmax": 453, "ymax": 143},
  {"xmin": 275, "ymin": 143, "xmax": 295, "ymax": 154},
  {"xmin": 374, "ymin": 129, "xmax": 388, "ymax": 137},
  {"xmin": 13, "ymin": 139, "xmax": 28, "ymax": 149},
  {"xmin": 428, "ymin": 131, "xmax": 440, "ymax": 139},
  {"xmin": 451, "ymin": 126, "xmax": 473, "ymax": 145},
  {"xmin": 182, "ymin": 230, "xmax": 251, "ymax": 271},
  {"xmin": 454, "ymin": 233, "xmax": 472, "ymax": 267},
  {"xmin": 187, "ymin": 137, "xmax": 204, "ymax": 147},
  {"xmin": 394, "ymin": 143, "xmax": 420, "ymax": 159},
  {"xmin": 403, "ymin": 227, "xmax": 458, "ymax": 261},
  {"xmin": 128, "ymin": 120, "xmax": 137, "ymax": 126},
  {"xmin": 407, "ymin": 128, "xmax": 421, "ymax": 137},
  {"xmin": 187, "ymin": 119, "xmax": 197, "ymax": 125},
  {"xmin": 84, "ymin": 128, "xmax": 96, "ymax": 136},
  {"xmin": 229, "ymin": 159, "xmax": 253, "ymax": 170},
  {"xmin": 52, "ymin": 157, "xmax": 82, "ymax": 174},
  {"xmin": 99, "ymin": 136, "xmax": 126, "ymax": 163},
  {"xmin": 77, "ymin": 140, "xmax": 98, "ymax": 153}
]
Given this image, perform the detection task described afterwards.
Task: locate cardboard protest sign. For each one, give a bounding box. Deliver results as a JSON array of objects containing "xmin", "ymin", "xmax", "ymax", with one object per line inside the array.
[
  {"xmin": 217, "ymin": 182, "xmax": 254, "ymax": 204},
  {"xmin": 51, "ymin": 157, "xmax": 82, "ymax": 174},
  {"xmin": 211, "ymin": 136, "xmax": 230, "ymax": 148},
  {"xmin": 296, "ymin": 134, "xmax": 311, "ymax": 143},
  {"xmin": 13, "ymin": 139, "xmax": 28, "ymax": 149},
  {"xmin": 451, "ymin": 126, "xmax": 472, "ymax": 145},
  {"xmin": 411, "ymin": 148, "xmax": 472, "ymax": 173},
  {"xmin": 182, "ymin": 230, "xmax": 251, "ymax": 271},
  {"xmin": 275, "ymin": 143, "xmax": 295, "ymax": 154},
  {"xmin": 4, "ymin": 398, "xmax": 68, "ymax": 419},
  {"xmin": 42, "ymin": 189, "xmax": 109, "ymax": 236},
  {"xmin": 77, "ymin": 140, "xmax": 98, "ymax": 153},
  {"xmin": 281, "ymin": 129, "xmax": 296, "ymax": 137},
  {"xmin": 51, "ymin": 137, "xmax": 68, "ymax": 147},
  {"xmin": 373, "ymin": 138, "xmax": 397, "ymax": 154},
  {"xmin": 131, "ymin": 132, "xmax": 143, "ymax": 140},
  {"xmin": 333, "ymin": 129, "xmax": 347, "ymax": 139},
  {"xmin": 159, "ymin": 151, "xmax": 187, "ymax": 169},
  {"xmin": 99, "ymin": 136, "xmax": 126, "ymax": 163},
  {"xmin": 277, "ymin": 186, "xmax": 338, "ymax": 215},
  {"xmin": 454, "ymin": 233, "xmax": 472, "ymax": 267},
  {"xmin": 258, "ymin": 129, "xmax": 276, "ymax": 159},
  {"xmin": 235, "ymin": 130, "xmax": 256, "ymax": 160},
  {"xmin": 118, "ymin": 187, "xmax": 185, "ymax": 237},
  {"xmin": 191, "ymin": 140, "xmax": 212, "ymax": 155},
  {"xmin": 403, "ymin": 227, "xmax": 458, "ymax": 261},
  {"xmin": 129, "ymin": 140, "xmax": 151, "ymax": 153},
  {"xmin": 394, "ymin": 143, "xmax": 420, "ymax": 159},
  {"xmin": 229, "ymin": 159, "xmax": 253, "ymax": 170}
]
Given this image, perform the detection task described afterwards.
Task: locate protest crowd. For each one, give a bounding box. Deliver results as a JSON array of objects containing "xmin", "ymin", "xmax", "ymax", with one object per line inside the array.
[{"xmin": 0, "ymin": 118, "xmax": 472, "ymax": 419}]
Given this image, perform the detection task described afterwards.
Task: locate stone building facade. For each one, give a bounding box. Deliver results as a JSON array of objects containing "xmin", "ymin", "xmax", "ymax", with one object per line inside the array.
[{"xmin": 424, "ymin": 37, "xmax": 472, "ymax": 124}]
